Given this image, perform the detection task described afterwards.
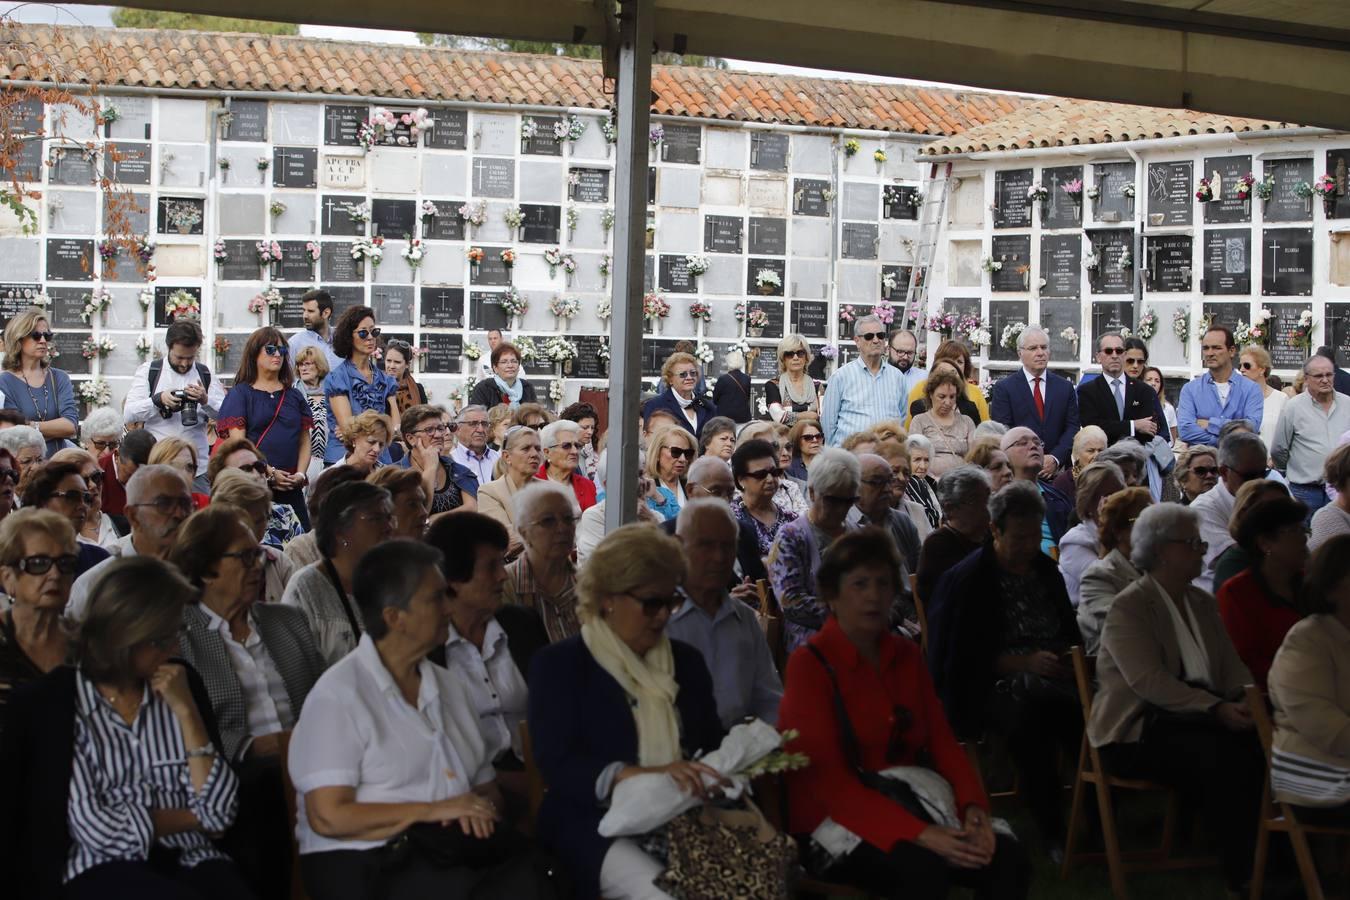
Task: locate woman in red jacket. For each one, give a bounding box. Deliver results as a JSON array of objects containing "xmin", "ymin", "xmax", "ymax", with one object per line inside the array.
[
  {"xmin": 1217, "ymin": 495, "xmax": 1308, "ymax": 687},
  {"xmin": 778, "ymin": 528, "xmax": 1030, "ymax": 900}
]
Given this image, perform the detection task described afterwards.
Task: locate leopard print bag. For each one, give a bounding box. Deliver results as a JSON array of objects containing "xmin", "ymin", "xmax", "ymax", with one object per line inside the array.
[{"xmin": 653, "ymin": 798, "xmax": 799, "ymax": 900}]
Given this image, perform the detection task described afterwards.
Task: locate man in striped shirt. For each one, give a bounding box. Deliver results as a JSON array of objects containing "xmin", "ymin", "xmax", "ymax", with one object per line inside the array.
[{"xmin": 820, "ymin": 314, "xmax": 908, "ymax": 446}]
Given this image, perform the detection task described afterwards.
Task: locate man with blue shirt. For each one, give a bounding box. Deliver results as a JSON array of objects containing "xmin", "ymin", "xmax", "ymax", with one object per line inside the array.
[
  {"xmin": 1177, "ymin": 325, "xmax": 1264, "ymax": 446},
  {"xmin": 820, "ymin": 314, "xmax": 907, "ymax": 446},
  {"xmin": 287, "ymin": 289, "xmax": 342, "ymax": 370}
]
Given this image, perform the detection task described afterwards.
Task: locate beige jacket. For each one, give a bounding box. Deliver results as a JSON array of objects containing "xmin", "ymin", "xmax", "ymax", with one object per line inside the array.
[
  {"xmin": 477, "ymin": 475, "xmax": 525, "ymax": 546},
  {"xmin": 1268, "ymin": 614, "xmax": 1350, "ymax": 805},
  {"xmin": 1089, "ymin": 572, "xmax": 1252, "ymax": 747}
]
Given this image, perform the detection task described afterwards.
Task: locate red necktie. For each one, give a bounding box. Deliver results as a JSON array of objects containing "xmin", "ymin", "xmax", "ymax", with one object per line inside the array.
[{"xmin": 1033, "ymin": 376, "xmax": 1045, "ymax": 420}]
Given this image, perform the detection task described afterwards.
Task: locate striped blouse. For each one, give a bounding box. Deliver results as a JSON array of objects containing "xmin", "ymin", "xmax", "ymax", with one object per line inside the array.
[{"xmin": 65, "ymin": 671, "xmax": 238, "ymax": 883}]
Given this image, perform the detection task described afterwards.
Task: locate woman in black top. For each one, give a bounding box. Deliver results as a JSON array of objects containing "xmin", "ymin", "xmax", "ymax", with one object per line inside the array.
[
  {"xmin": 710, "ymin": 349, "xmax": 753, "ymax": 424},
  {"xmin": 765, "ymin": 334, "xmax": 823, "ymax": 426}
]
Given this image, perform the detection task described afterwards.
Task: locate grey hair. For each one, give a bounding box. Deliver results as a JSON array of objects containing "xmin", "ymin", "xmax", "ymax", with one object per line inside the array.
[
  {"xmin": 1097, "ymin": 442, "xmax": 1147, "ymax": 472},
  {"xmin": 906, "ymin": 433, "xmax": 934, "ymax": 455},
  {"xmin": 936, "ymin": 464, "xmax": 992, "ymax": 511},
  {"xmin": 1096, "ymin": 330, "xmax": 1125, "ymax": 351},
  {"xmin": 80, "ymin": 407, "xmax": 122, "ymax": 441},
  {"xmin": 1018, "ymin": 325, "xmax": 1049, "ymax": 349},
  {"xmin": 456, "ymin": 404, "xmax": 488, "ymax": 421},
  {"xmin": 512, "ymin": 479, "xmax": 579, "ymax": 531},
  {"xmin": 853, "ymin": 314, "xmax": 883, "ymax": 337},
  {"xmin": 1218, "ymin": 419, "xmax": 1257, "ymax": 442},
  {"xmin": 989, "ymin": 480, "xmax": 1046, "ymax": 529},
  {"xmin": 686, "ymin": 454, "xmax": 731, "ymax": 488},
  {"xmin": 1304, "ymin": 355, "xmax": 1336, "ymax": 376},
  {"xmin": 1218, "ymin": 430, "xmax": 1267, "ymax": 469},
  {"xmin": 725, "ymin": 350, "xmax": 745, "ymax": 371},
  {"xmin": 807, "ymin": 447, "xmax": 862, "ymax": 497},
  {"xmin": 539, "ymin": 418, "xmax": 580, "ymax": 449},
  {"xmin": 1130, "ymin": 502, "xmax": 1198, "ymax": 571},
  {"xmin": 0, "ymin": 424, "xmax": 44, "ymax": 458},
  {"xmin": 353, "ymin": 539, "xmax": 444, "ymax": 639},
  {"xmin": 675, "ymin": 496, "xmax": 737, "ymax": 536},
  {"xmin": 972, "ymin": 420, "xmax": 1008, "ymax": 440},
  {"xmin": 125, "ymin": 463, "xmax": 189, "ymax": 505}
]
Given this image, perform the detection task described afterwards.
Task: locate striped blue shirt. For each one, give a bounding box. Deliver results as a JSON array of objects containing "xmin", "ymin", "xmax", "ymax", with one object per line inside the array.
[
  {"xmin": 65, "ymin": 671, "xmax": 237, "ymax": 884},
  {"xmin": 820, "ymin": 357, "xmax": 909, "ymax": 445}
]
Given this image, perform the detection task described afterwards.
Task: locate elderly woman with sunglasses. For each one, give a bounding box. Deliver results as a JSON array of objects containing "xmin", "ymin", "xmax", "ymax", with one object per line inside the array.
[
  {"xmin": 322, "ymin": 307, "xmax": 398, "ymax": 467},
  {"xmin": 0, "ymin": 307, "xmax": 78, "ymax": 459},
  {"xmin": 642, "ymin": 351, "xmax": 718, "ymax": 440},
  {"xmin": 51, "ymin": 447, "xmax": 123, "ymax": 549},
  {"xmin": 643, "ymin": 424, "xmax": 698, "ymax": 522},
  {"xmin": 731, "ymin": 438, "xmax": 799, "ymax": 561},
  {"xmin": 779, "ymin": 528, "xmax": 1029, "ymax": 900},
  {"xmin": 208, "ymin": 436, "xmax": 304, "ymax": 550},
  {"xmin": 21, "ymin": 460, "xmax": 110, "ymax": 578},
  {"xmin": 218, "ymin": 327, "xmax": 314, "ymax": 531},
  {"xmin": 537, "ymin": 420, "xmax": 597, "ymax": 512},
  {"xmin": 766, "ymin": 334, "xmax": 824, "ymax": 426}
]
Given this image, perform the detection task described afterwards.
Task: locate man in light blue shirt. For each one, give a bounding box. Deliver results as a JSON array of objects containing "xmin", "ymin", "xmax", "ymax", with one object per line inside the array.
[
  {"xmin": 1177, "ymin": 324, "xmax": 1264, "ymax": 446},
  {"xmin": 888, "ymin": 328, "xmax": 928, "ymax": 399},
  {"xmin": 820, "ymin": 314, "xmax": 908, "ymax": 446},
  {"xmin": 287, "ymin": 289, "xmax": 342, "ymax": 370},
  {"xmin": 666, "ymin": 499, "xmax": 782, "ymax": 729}
]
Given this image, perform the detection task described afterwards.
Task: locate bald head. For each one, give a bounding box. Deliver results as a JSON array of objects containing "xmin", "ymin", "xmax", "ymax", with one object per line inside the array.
[
  {"xmin": 686, "ymin": 455, "xmax": 734, "ymax": 502},
  {"xmin": 856, "ymin": 453, "xmax": 893, "ymax": 519}
]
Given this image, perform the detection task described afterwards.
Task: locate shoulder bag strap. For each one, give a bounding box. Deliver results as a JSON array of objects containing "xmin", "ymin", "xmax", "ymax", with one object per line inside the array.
[
  {"xmin": 322, "ymin": 556, "xmax": 363, "ymax": 638},
  {"xmin": 805, "ymin": 643, "xmax": 866, "ymax": 775},
  {"xmin": 254, "ymin": 388, "xmax": 288, "ymax": 451}
]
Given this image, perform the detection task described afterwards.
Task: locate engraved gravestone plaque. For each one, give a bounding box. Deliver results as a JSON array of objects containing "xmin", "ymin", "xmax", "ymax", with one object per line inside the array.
[
  {"xmin": 1261, "ymin": 228, "xmax": 1313, "ymax": 297},
  {"xmin": 1147, "ymin": 161, "xmax": 1193, "ymax": 227},
  {"xmin": 1203, "ymin": 229, "xmax": 1251, "ymax": 294},
  {"xmin": 1202, "ymin": 155, "xmax": 1254, "ymax": 224}
]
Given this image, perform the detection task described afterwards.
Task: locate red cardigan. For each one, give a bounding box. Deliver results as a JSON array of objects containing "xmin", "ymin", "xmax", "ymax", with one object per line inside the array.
[
  {"xmin": 777, "ymin": 616, "xmax": 988, "ymax": 850},
  {"xmin": 536, "ymin": 463, "xmax": 597, "ymax": 511},
  {"xmin": 1216, "ymin": 567, "xmax": 1301, "ymax": 689}
]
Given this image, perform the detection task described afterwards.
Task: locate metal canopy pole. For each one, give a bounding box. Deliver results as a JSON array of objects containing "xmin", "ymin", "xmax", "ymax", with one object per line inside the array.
[{"xmin": 603, "ymin": 0, "xmax": 653, "ymax": 534}]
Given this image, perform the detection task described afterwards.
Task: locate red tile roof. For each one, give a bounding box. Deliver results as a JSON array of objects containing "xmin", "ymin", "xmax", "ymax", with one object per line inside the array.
[{"xmin": 1, "ymin": 24, "xmax": 1026, "ymax": 135}]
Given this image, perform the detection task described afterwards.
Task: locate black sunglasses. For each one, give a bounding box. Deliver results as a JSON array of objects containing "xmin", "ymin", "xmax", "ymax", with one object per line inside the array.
[
  {"xmin": 741, "ymin": 466, "xmax": 783, "ymax": 480},
  {"xmin": 355, "ymin": 327, "xmax": 382, "ymax": 340},
  {"xmin": 16, "ymin": 553, "xmax": 77, "ymax": 576},
  {"xmin": 783, "ymin": 349, "xmax": 808, "ymax": 359},
  {"xmin": 858, "ymin": 331, "xmax": 886, "ymax": 342},
  {"xmin": 236, "ymin": 460, "xmax": 269, "ymax": 475},
  {"xmin": 1190, "ymin": 465, "xmax": 1219, "ymax": 477},
  {"xmin": 221, "ymin": 547, "xmax": 266, "ymax": 568},
  {"xmin": 28, "ymin": 330, "xmax": 54, "ymax": 343},
  {"xmin": 1100, "ymin": 347, "xmax": 1125, "ymax": 355},
  {"xmin": 263, "ymin": 344, "xmax": 289, "ymax": 357},
  {"xmin": 666, "ymin": 446, "xmax": 693, "ymax": 460},
  {"xmin": 83, "ymin": 471, "xmax": 104, "ymax": 486},
  {"xmin": 0, "ymin": 468, "xmax": 17, "ymax": 484},
  {"xmin": 52, "ymin": 489, "xmax": 94, "ymax": 505},
  {"xmin": 630, "ymin": 591, "xmax": 682, "ymax": 616}
]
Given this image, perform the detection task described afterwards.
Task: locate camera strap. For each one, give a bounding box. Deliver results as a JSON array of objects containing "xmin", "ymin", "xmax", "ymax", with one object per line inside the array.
[{"xmin": 148, "ymin": 360, "xmax": 212, "ymax": 405}]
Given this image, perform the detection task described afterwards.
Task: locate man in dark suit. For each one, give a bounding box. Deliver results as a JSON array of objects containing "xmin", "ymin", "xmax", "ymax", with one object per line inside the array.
[
  {"xmin": 1077, "ymin": 330, "xmax": 1167, "ymax": 445},
  {"xmin": 1315, "ymin": 345, "xmax": 1350, "ymax": 397},
  {"xmin": 989, "ymin": 325, "xmax": 1080, "ymax": 479}
]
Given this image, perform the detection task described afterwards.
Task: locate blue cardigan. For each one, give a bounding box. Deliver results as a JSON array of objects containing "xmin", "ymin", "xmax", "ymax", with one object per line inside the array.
[{"xmin": 527, "ymin": 634, "xmax": 724, "ymax": 898}]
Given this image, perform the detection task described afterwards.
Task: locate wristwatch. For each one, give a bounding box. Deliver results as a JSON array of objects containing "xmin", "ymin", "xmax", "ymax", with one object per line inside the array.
[{"xmin": 186, "ymin": 745, "xmax": 217, "ymax": 760}]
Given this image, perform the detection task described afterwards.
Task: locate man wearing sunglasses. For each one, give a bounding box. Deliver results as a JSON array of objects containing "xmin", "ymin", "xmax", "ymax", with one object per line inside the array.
[
  {"xmin": 1177, "ymin": 324, "xmax": 1265, "ymax": 447},
  {"xmin": 820, "ymin": 315, "xmax": 908, "ymax": 446},
  {"xmin": 1077, "ymin": 331, "xmax": 1167, "ymax": 447},
  {"xmin": 123, "ymin": 320, "xmax": 224, "ymax": 493}
]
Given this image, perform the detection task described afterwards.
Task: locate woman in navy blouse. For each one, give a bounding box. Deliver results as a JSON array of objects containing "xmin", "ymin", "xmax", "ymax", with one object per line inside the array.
[
  {"xmin": 0, "ymin": 307, "xmax": 79, "ymax": 458},
  {"xmin": 321, "ymin": 306, "xmax": 397, "ymax": 468},
  {"xmin": 217, "ymin": 327, "xmax": 312, "ymax": 531}
]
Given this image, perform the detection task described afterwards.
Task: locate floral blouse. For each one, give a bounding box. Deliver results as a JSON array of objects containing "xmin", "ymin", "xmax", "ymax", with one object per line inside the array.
[{"xmin": 732, "ymin": 497, "xmax": 798, "ymax": 557}]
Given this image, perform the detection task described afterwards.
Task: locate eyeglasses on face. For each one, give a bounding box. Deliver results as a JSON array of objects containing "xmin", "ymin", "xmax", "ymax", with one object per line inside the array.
[
  {"xmin": 262, "ymin": 344, "xmax": 289, "ymax": 357},
  {"xmin": 550, "ymin": 441, "xmax": 581, "ymax": 451},
  {"xmin": 83, "ymin": 471, "xmax": 104, "ymax": 487},
  {"xmin": 782, "ymin": 349, "xmax": 808, "ymax": 359},
  {"xmin": 355, "ymin": 327, "xmax": 382, "ymax": 340},
  {"xmin": 530, "ymin": 514, "xmax": 579, "ymax": 530},
  {"xmin": 1166, "ymin": 536, "xmax": 1208, "ymax": 553},
  {"xmin": 801, "ymin": 432, "xmax": 824, "ymax": 443},
  {"xmin": 860, "ymin": 477, "xmax": 892, "ymax": 488},
  {"xmin": 1124, "ymin": 355, "xmax": 1147, "ymax": 365},
  {"xmin": 221, "ymin": 547, "xmax": 267, "ymax": 568},
  {"xmin": 129, "ymin": 495, "xmax": 194, "ymax": 516},
  {"xmin": 1099, "ymin": 346, "xmax": 1125, "ymax": 355},
  {"xmin": 1009, "ymin": 436, "xmax": 1044, "ymax": 449},
  {"xmin": 91, "ymin": 438, "xmax": 120, "ymax": 452},
  {"xmin": 460, "ymin": 418, "xmax": 489, "ymax": 429},
  {"xmin": 52, "ymin": 489, "xmax": 94, "ymax": 506},
  {"xmin": 1189, "ymin": 465, "xmax": 1219, "ymax": 477},
  {"xmin": 0, "ymin": 468, "xmax": 18, "ymax": 485},
  {"xmin": 27, "ymin": 330, "xmax": 53, "ymax": 343},
  {"xmin": 665, "ymin": 446, "xmax": 693, "ymax": 460},
  {"xmin": 741, "ymin": 465, "xmax": 783, "ymax": 481},
  {"xmin": 144, "ymin": 627, "xmax": 187, "ymax": 652},
  {"xmin": 674, "ymin": 370, "xmax": 699, "ymax": 380},
  {"xmin": 857, "ymin": 331, "xmax": 886, "ymax": 343},
  {"xmin": 16, "ymin": 553, "xmax": 78, "ymax": 576},
  {"xmin": 691, "ymin": 483, "xmax": 735, "ymax": 499},
  {"xmin": 415, "ymin": 423, "xmax": 454, "ymax": 435},
  {"xmin": 628, "ymin": 591, "xmax": 682, "ymax": 616},
  {"xmin": 236, "ymin": 460, "xmax": 269, "ymax": 476}
]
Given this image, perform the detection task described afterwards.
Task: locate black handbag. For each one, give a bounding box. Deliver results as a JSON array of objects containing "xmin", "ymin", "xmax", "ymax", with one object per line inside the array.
[{"xmin": 397, "ymin": 821, "xmax": 569, "ymax": 900}]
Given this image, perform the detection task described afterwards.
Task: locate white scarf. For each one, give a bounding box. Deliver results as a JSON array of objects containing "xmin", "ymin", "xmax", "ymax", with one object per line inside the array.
[
  {"xmin": 582, "ymin": 617, "xmax": 681, "ymax": 766},
  {"xmin": 1151, "ymin": 575, "xmax": 1215, "ymax": 690}
]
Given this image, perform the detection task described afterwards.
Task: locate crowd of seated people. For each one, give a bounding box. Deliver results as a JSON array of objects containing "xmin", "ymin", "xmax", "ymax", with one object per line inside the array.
[{"xmin": 2, "ymin": 320, "xmax": 1350, "ymax": 900}]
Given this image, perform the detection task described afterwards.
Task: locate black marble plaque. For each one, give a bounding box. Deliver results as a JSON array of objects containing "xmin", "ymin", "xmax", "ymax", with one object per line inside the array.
[
  {"xmin": 320, "ymin": 242, "xmax": 362, "ymax": 283},
  {"xmin": 371, "ymin": 285, "xmax": 414, "ymax": 326},
  {"xmin": 990, "ymin": 234, "xmax": 1032, "ymax": 293},
  {"xmin": 157, "ymin": 197, "xmax": 205, "ymax": 236},
  {"xmin": 750, "ymin": 346, "xmax": 781, "ymax": 379},
  {"xmin": 571, "ymin": 336, "xmax": 606, "ymax": 379},
  {"xmin": 1091, "ymin": 301, "xmax": 1134, "ymax": 347},
  {"xmin": 1203, "ymin": 229, "xmax": 1251, "ymax": 295},
  {"xmin": 420, "ymin": 287, "xmax": 464, "ymax": 328},
  {"xmin": 1264, "ymin": 158, "xmax": 1315, "ymax": 223},
  {"xmin": 1092, "ymin": 161, "xmax": 1135, "ymax": 223},
  {"xmin": 1040, "ymin": 299, "xmax": 1082, "ymax": 359},
  {"xmin": 276, "ymin": 242, "xmax": 317, "ymax": 283},
  {"xmin": 12, "ymin": 99, "xmax": 42, "ymax": 135},
  {"xmin": 993, "ymin": 168, "xmax": 1033, "ymax": 229},
  {"xmin": 1327, "ymin": 302, "xmax": 1350, "ymax": 368},
  {"xmin": 660, "ymin": 124, "xmax": 701, "ymax": 165},
  {"xmin": 14, "ymin": 138, "xmax": 41, "ymax": 182},
  {"xmin": 642, "ymin": 339, "xmax": 681, "ymax": 378},
  {"xmin": 746, "ymin": 259, "xmax": 786, "ymax": 298},
  {"xmin": 792, "ymin": 179, "xmax": 831, "ymax": 217},
  {"xmin": 470, "ymin": 251, "xmax": 511, "ymax": 287},
  {"xmin": 1201, "ymin": 302, "xmax": 1249, "ymax": 336},
  {"xmin": 569, "ymin": 168, "xmax": 610, "ymax": 204},
  {"xmin": 1325, "ymin": 150, "xmax": 1350, "ymax": 219},
  {"xmin": 750, "ymin": 133, "xmax": 788, "ymax": 172},
  {"xmin": 1039, "ymin": 233, "xmax": 1081, "ymax": 299},
  {"xmin": 1146, "ymin": 161, "xmax": 1193, "ymax": 227},
  {"xmin": 45, "ymin": 239, "xmax": 93, "ymax": 281},
  {"xmin": 225, "ymin": 100, "xmax": 267, "ymax": 142},
  {"xmin": 521, "ymin": 116, "xmax": 562, "ymax": 156},
  {"xmin": 882, "ymin": 265, "xmax": 912, "ymax": 302},
  {"xmin": 422, "ymin": 333, "xmax": 464, "ymax": 374},
  {"xmin": 272, "ymin": 147, "xmax": 317, "ymax": 189},
  {"xmin": 153, "ymin": 286, "xmax": 201, "ymax": 328},
  {"xmin": 882, "ymin": 185, "xmax": 919, "ymax": 221},
  {"xmin": 1268, "ymin": 302, "xmax": 1313, "ymax": 369},
  {"xmin": 1042, "ymin": 166, "xmax": 1083, "ymax": 229},
  {"xmin": 276, "ymin": 287, "xmax": 309, "ymax": 329},
  {"xmin": 53, "ymin": 333, "xmax": 88, "ymax": 375},
  {"xmin": 469, "ymin": 291, "xmax": 510, "ymax": 331},
  {"xmin": 1261, "ymin": 228, "xmax": 1313, "ymax": 297},
  {"xmin": 424, "ymin": 110, "xmax": 468, "ymax": 151},
  {"xmin": 658, "ymin": 255, "xmax": 695, "ymax": 293},
  {"xmin": 0, "ymin": 284, "xmax": 44, "ymax": 329},
  {"xmin": 324, "ymin": 105, "xmax": 366, "ymax": 147},
  {"xmin": 748, "ymin": 217, "xmax": 787, "ymax": 256},
  {"xmin": 842, "ymin": 223, "xmax": 878, "ymax": 260},
  {"xmin": 371, "ymin": 199, "xmax": 416, "ymax": 239},
  {"xmin": 1087, "ymin": 229, "xmax": 1134, "ymax": 295},
  {"xmin": 791, "ymin": 300, "xmax": 829, "ymax": 338},
  {"xmin": 704, "ymin": 215, "xmax": 744, "ymax": 254},
  {"xmin": 219, "ymin": 240, "xmax": 262, "ymax": 281},
  {"xmin": 471, "ymin": 158, "xmax": 515, "ymax": 198},
  {"xmin": 49, "ymin": 146, "xmax": 96, "ymax": 186},
  {"xmin": 47, "ymin": 288, "xmax": 87, "ymax": 328},
  {"xmin": 423, "ymin": 202, "xmax": 466, "ymax": 241},
  {"xmin": 649, "ymin": 167, "xmax": 657, "ymax": 204},
  {"xmin": 323, "ymin": 286, "xmax": 366, "ymax": 318},
  {"xmin": 104, "ymin": 142, "xmax": 152, "ymax": 185},
  {"xmin": 1202, "ymin": 155, "xmax": 1254, "ymax": 224},
  {"xmin": 1144, "ymin": 234, "xmax": 1193, "ymax": 293},
  {"xmin": 988, "ymin": 301, "xmax": 1030, "ymax": 362},
  {"xmin": 520, "ymin": 205, "xmax": 561, "ymax": 244},
  {"xmin": 321, "ymin": 195, "xmax": 366, "ymax": 237}
]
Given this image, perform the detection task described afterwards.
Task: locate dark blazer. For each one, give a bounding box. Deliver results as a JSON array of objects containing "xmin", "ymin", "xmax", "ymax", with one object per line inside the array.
[
  {"xmin": 180, "ymin": 603, "xmax": 326, "ymax": 762},
  {"xmin": 925, "ymin": 543, "xmax": 1079, "ymax": 738},
  {"xmin": 427, "ymin": 603, "xmax": 550, "ymax": 678},
  {"xmin": 468, "ymin": 377, "xmax": 538, "ymax": 410},
  {"xmin": 1077, "ymin": 373, "xmax": 1167, "ymax": 446},
  {"xmin": 1041, "ymin": 478, "xmax": 1073, "ymax": 546},
  {"xmin": 989, "ymin": 370, "xmax": 1081, "ymax": 467},
  {"xmin": 0, "ymin": 663, "xmax": 225, "ymax": 900},
  {"xmin": 659, "ymin": 515, "xmax": 769, "ymax": 585},
  {"xmin": 711, "ymin": 371, "xmax": 753, "ymax": 424},
  {"xmin": 1334, "ymin": 365, "xmax": 1350, "ymax": 398},
  {"xmin": 527, "ymin": 635, "xmax": 723, "ymax": 899},
  {"xmin": 642, "ymin": 389, "xmax": 718, "ymax": 440}
]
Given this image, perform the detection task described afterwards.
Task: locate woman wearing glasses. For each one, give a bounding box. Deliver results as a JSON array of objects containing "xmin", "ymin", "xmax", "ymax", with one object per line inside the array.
[
  {"xmin": 503, "ymin": 481, "xmax": 582, "ymax": 643},
  {"xmin": 1174, "ymin": 445, "xmax": 1219, "ymax": 505},
  {"xmin": 765, "ymin": 335, "xmax": 824, "ymax": 426},
  {"xmin": 644, "ymin": 424, "xmax": 698, "ymax": 522},
  {"xmin": 528, "ymin": 524, "xmax": 727, "ymax": 900},
  {"xmin": 732, "ymin": 438, "xmax": 798, "ymax": 560},
  {"xmin": 322, "ymin": 307, "xmax": 397, "ymax": 467},
  {"xmin": 398, "ymin": 404, "xmax": 477, "ymax": 516},
  {"xmin": 785, "ymin": 416, "xmax": 826, "ymax": 481},
  {"xmin": 779, "ymin": 528, "xmax": 1029, "ymax": 900},
  {"xmin": 469, "ymin": 341, "xmax": 538, "ymax": 411},
  {"xmin": 538, "ymin": 420, "xmax": 597, "ymax": 512},
  {"xmin": 21, "ymin": 460, "xmax": 110, "ymax": 577},
  {"xmin": 641, "ymin": 351, "xmax": 718, "ymax": 440},
  {"xmin": 0, "ymin": 509, "xmax": 77, "ymax": 735},
  {"xmin": 0, "ymin": 307, "xmax": 78, "ymax": 459},
  {"xmin": 50, "ymin": 447, "xmax": 122, "ymax": 548},
  {"xmin": 207, "ymin": 436, "xmax": 304, "ymax": 550},
  {"xmin": 219, "ymin": 327, "xmax": 314, "ymax": 531}
]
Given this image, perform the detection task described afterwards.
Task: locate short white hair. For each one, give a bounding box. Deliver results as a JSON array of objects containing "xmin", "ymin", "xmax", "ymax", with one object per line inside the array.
[
  {"xmin": 807, "ymin": 447, "xmax": 861, "ymax": 497},
  {"xmin": 1131, "ymin": 502, "xmax": 1198, "ymax": 571},
  {"xmin": 80, "ymin": 407, "xmax": 122, "ymax": 441},
  {"xmin": 1018, "ymin": 325, "xmax": 1049, "ymax": 349},
  {"xmin": 906, "ymin": 433, "xmax": 934, "ymax": 455},
  {"xmin": 972, "ymin": 420, "xmax": 1008, "ymax": 440},
  {"xmin": 686, "ymin": 455, "xmax": 731, "ymax": 488},
  {"xmin": 125, "ymin": 463, "xmax": 190, "ymax": 505},
  {"xmin": 539, "ymin": 419, "xmax": 580, "ymax": 449},
  {"xmin": 0, "ymin": 425, "xmax": 44, "ymax": 458},
  {"xmin": 675, "ymin": 496, "xmax": 736, "ymax": 536},
  {"xmin": 853, "ymin": 315, "xmax": 883, "ymax": 337},
  {"xmin": 512, "ymin": 479, "xmax": 579, "ymax": 530},
  {"xmin": 725, "ymin": 350, "xmax": 745, "ymax": 371}
]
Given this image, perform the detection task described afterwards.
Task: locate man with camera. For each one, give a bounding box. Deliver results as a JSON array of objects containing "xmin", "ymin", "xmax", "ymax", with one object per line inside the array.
[{"xmin": 123, "ymin": 320, "xmax": 225, "ymax": 492}]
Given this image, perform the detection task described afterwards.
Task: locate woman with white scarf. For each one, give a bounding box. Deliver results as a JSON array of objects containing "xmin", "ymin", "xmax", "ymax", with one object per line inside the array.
[
  {"xmin": 1088, "ymin": 502, "xmax": 1265, "ymax": 895},
  {"xmin": 468, "ymin": 342, "xmax": 539, "ymax": 410},
  {"xmin": 527, "ymin": 524, "xmax": 727, "ymax": 900}
]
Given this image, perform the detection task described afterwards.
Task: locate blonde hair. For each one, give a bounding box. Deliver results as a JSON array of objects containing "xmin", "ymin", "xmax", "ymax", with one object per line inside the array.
[
  {"xmin": 737, "ymin": 421, "xmax": 777, "ymax": 447},
  {"xmin": 3, "ymin": 307, "xmax": 50, "ymax": 371},
  {"xmin": 775, "ymin": 334, "xmax": 811, "ymax": 373},
  {"xmin": 660, "ymin": 352, "xmax": 700, "ymax": 386},
  {"xmin": 0, "ymin": 507, "xmax": 76, "ymax": 566},
  {"xmin": 210, "ymin": 467, "xmax": 271, "ymax": 510},
  {"xmin": 294, "ymin": 345, "xmax": 331, "ymax": 381},
  {"xmin": 575, "ymin": 523, "xmax": 686, "ymax": 623},
  {"xmin": 645, "ymin": 424, "xmax": 697, "ymax": 480},
  {"xmin": 340, "ymin": 410, "xmax": 391, "ymax": 450},
  {"xmin": 1241, "ymin": 345, "xmax": 1272, "ymax": 378},
  {"xmin": 841, "ymin": 430, "xmax": 881, "ymax": 453},
  {"xmin": 872, "ymin": 420, "xmax": 908, "ymax": 444},
  {"xmin": 493, "ymin": 424, "xmax": 542, "ymax": 479},
  {"xmin": 148, "ymin": 435, "xmax": 198, "ymax": 471}
]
